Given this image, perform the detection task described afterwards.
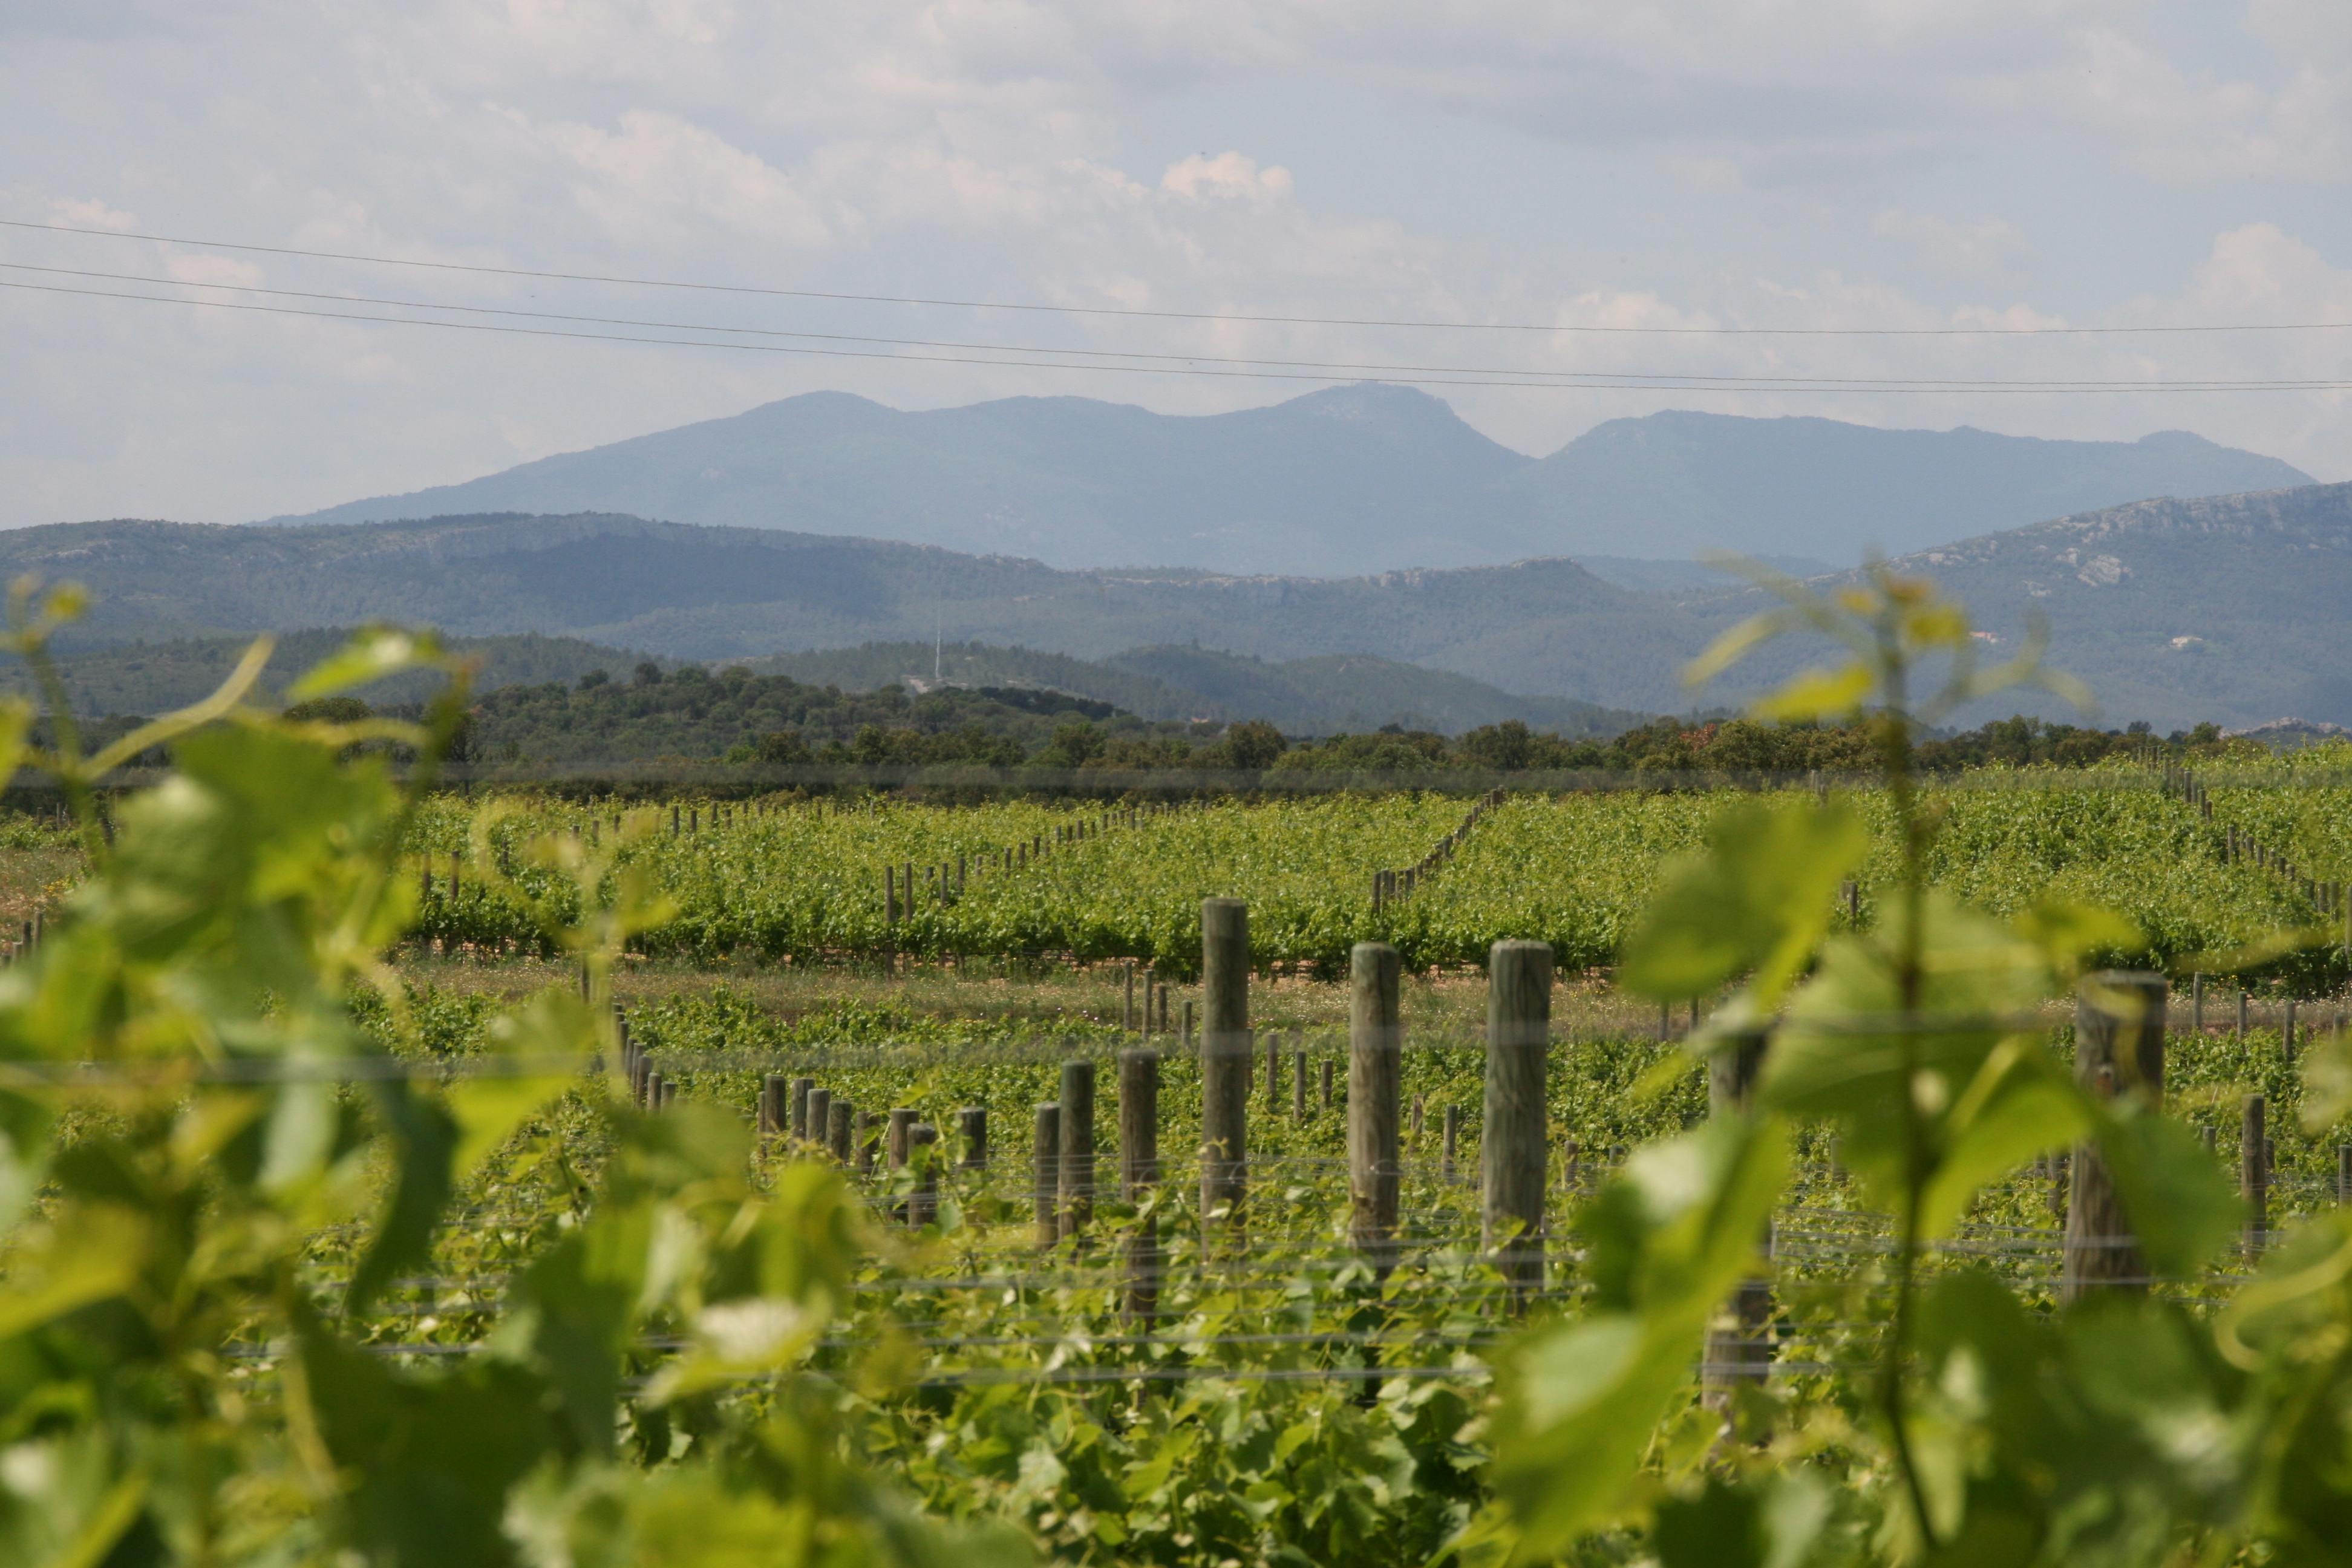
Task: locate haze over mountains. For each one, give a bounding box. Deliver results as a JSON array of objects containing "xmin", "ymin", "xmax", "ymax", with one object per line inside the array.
[
  {"xmin": 21, "ymin": 477, "xmax": 2352, "ymax": 729},
  {"xmin": 271, "ymin": 388, "xmax": 2313, "ymax": 575}
]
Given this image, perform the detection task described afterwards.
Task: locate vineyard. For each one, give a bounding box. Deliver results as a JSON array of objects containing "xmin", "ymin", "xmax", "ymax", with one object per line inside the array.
[
  {"xmin": 5, "ymin": 598, "xmax": 2352, "ymax": 1566},
  {"xmin": 407, "ymin": 760, "xmax": 2352, "ymax": 984}
]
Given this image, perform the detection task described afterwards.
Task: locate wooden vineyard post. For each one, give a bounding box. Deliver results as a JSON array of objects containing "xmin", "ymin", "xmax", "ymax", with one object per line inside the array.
[
  {"xmin": 2337, "ymin": 1143, "xmax": 2351, "ymax": 1204},
  {"xmin": 829, "ymin": 1100, "xmax": 853, "ymax": 1163},
  {"xmin": 907, "ymin": 1125, "xmax": 938, "ymax": 1227},
  {"xmin": 2063, "ymin": 973, "xmax": 2166, "ymax": 1300},
  {"xmin": 806, "ymin": 1089, "xmax": 832, "ymax": 1151},
  {"xmin": 2244, "ymin": 1094, "xmax": 2268, "ymax": 1263},
  {"xmin": 1124, "ymin": 962, "xmax": 1137, "ymax": 1031},
  {"xmin": 1442, "ymin": 1104, "xmax": 1460, "ymax": 1183},
  {"xmin": 1266, "ymin": 1030, "xmax": 1281, "ymax": 1108},
  {"xmin": 958, "ymin": 1107, "xmax": 987, "ymax": 1169},
  {"xmin": 1033, "ymin": 1103, "xmax": 1061, "ymax": 1247},
  {"xmin": 1200, "ymin": 897, "xmax": 1251, "ymax": 1231},
  {"xmin": 1120, "ymin": 1049, "xmax": 1162, "ymax": 1324},
  {"xmin": 1059, "ymin": 1060, "xmax": 1097, "ymax": 1240},
  {"xmin": 791, "ymin": 1077, "xmax": 815, "ymax": 1140},
  {"xmin": 2192, "ymin": 972, "xmax": 2204, "ymax": 1032},
  {"xmin": 1350, "ymin": 942, "xmax": 1404, "ymax": 1267},
  {"xmin": 1704, "ymin": 1028, "xmax": 1774, "ymax": 1397},
  {"xmin": 1485, "ymin": 939, "xmax": 1551, "ymax": 1302},
  {"xmin": 759, "ymin": 1074, "xmax": 785, "ymax": 1137},
  {"xmin": 1106, "ymin": 1050, "xmax": 1155, "ymax": 1197},
  {"xmin": 888, "ymin": 1108, "xmax": 915, "ymax": 1170},
  {"xmin": 1293, "ymin": 1047, "xmax": 1308, "ymax": 1120}
]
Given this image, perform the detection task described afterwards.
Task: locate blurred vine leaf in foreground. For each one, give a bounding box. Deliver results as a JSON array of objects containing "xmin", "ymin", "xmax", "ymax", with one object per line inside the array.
[
  {"xmin": 0, "ymin": 593, "xmax": 1029, "ymax": 1568},
  {"xmin": 1495, "ymin": 565, "xmax": 2349, "ymax": 1567}
]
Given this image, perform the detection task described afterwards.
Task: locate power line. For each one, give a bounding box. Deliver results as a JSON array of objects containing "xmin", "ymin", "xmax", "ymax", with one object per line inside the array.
[
  {"xmin": 8, "ymin": 215, "xmax": 2352, "ymax": 338},
  {"xmin": 10, "ymin": 278, "xmax": 2351, "ymax": 396},
  {"xmin": 9, "ymin": 260, "xmax": 2344, "ymax": 391}
]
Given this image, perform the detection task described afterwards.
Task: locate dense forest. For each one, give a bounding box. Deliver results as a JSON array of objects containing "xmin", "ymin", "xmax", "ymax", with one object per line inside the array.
[{"xmin": 323, "ymin": 660, "xmax": 2264, "ymax": 778}]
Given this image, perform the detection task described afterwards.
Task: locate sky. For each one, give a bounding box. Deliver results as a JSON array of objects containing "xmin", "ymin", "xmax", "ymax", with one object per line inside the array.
[{"xmin": 4, "ymin": 1, "xmax": 2351, "ymax": 529}]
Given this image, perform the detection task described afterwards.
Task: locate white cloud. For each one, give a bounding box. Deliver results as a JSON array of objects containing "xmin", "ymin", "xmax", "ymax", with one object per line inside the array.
[
  {"xmin": 1158, "ymin": 152, "xmax": 1293, "ymax": 202},
  {"xmin": 1873, "ymin": 208, "xmax": 2032, "ymax": 275}
]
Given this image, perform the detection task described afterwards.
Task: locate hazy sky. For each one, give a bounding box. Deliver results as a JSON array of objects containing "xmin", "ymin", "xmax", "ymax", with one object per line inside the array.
[{"xmin": 5, "ymin": 1, "xmax": 2350, "ymax": 528}]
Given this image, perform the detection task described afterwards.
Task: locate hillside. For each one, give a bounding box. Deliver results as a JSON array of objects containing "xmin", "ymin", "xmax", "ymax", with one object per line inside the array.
[
  {"xmin": 265, "ymin": 390, "xmax": 2311, "ymax": 573},
  {"xmin": 752, "ymin": 642, "xmax": 1642, "ymax": 736},
  {"xmin": 14, "ymin": 482, "xmax": 2352, "ymax": 728},
  {"xmin": 1507, "ymin": 412, "xmax": 2311, "ymax": 563},
  {"xmin": 0, "ymin": 629, "xmax": 641, "ymax": 715},
  {"xmin": 1690, "ymin": 482, "xmax": 2352, "ymax": 728},
  {"xmin": 0, "ymin": 513, "xmax": 1708, "ymax": 710}
]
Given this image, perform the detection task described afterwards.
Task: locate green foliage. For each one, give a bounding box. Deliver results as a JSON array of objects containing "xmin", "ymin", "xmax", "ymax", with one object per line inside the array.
[{"xmin": 0, "ymin": 603, "xmax": 1027, "ymax": 1568}]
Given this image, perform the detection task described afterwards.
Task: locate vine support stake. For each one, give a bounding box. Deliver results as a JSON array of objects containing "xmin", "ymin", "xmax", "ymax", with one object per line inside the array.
[
  {"xmin": 1120, "ymin": 1048, "xmax": 1162, "ymax": 1325},
  {"xmin": 1705, "ymin": 1027, "xmax": 1774, "ymax": 1397},
  {"xmin": 2244, "ymin": 1094, "xmax": 2269, "ymax": 1263},
  {"xmin": 958, "ymin": 1106, "xmax": 987, "ymax": 1170},
  {"xmin": 1058, "ymin": 1060, "xmax": 1096, "ymax": 1240},
  {"xmin": 907, "ymin": 1125, "xmax": 938, "ymax": 1227},
  {"xmin": 1033, "ymin": 1103, "xmax": 1061, "ymax": 1248},
  {"xmin": 2063, "ymin": 972, "xmax": 2166, "ymax": 1301},
  {"xmin": 1348, "ymin": 942, "xmax": 1403, "ymax": 1270},
  {"xmin": 1484, "ymin": 938, "xmax": 1551, "ymax": 1304},
  {"xmin": 1200, "ymin": 897, "xmax": 1251, "ymax": 1233}
]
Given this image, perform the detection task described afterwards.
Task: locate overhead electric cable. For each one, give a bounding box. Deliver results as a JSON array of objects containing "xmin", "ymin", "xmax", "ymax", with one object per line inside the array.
[
  {"xmin": 8, "ymin": 215, "xmax": 2352, "ymax": 337},
  {"xmin": 8, "ymin": 277, "xmax": 2350, "ymax": 394},
  {"xmin": 11, "ymin": 260, "xmax": 2339, "ymax": 388}
]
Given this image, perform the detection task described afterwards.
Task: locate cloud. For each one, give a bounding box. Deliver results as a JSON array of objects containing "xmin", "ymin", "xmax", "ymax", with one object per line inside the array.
[
  {"xmin": 1873, "ymin": 209, "xmax": 2033, "ymax": 275},
  {"xmin": 1158, "ymin": 152, "xmax": 1293, "ymax": 202}
]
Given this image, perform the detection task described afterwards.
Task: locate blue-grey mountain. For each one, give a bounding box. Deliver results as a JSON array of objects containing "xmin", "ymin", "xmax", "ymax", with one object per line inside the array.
[{"xmin": 268, "ymin": 388, "xmax": 2312, "ymax": 573}]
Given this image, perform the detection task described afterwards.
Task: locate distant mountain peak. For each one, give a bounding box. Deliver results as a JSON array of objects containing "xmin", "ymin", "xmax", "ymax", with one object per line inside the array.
[{"xmin": 266, "ymin": 389, "xmax": 2311, "ymax": 577}]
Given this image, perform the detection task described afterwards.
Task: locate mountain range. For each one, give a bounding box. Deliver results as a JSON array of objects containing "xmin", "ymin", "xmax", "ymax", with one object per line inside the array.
[
  {"xmin": 16, "ymin": 475, "xmax": 2352, "ymax": 729},
  {"xmin": 267, "ymin": 388, "xmax": 2313, "ymax": 574}
]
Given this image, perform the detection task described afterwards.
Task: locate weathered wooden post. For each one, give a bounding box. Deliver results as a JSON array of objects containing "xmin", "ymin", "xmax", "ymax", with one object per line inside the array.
[
  {"xmin": 908, "ymin": 1125, "xmax": 939, "ymax": 1227},
  {"xmin": 1320, "ymin": 1054, "xmax": 1334, "ymax": 1112},
  {"xmin": 1266, "ymin": 1029, "xmax": 1281, "ymax": 1108},
  {"xmin": 2192, "ymin": 972, "xmax": 2204, "ymax": 1032},
  {"xmin": 1033, "ymin": 1103, "xmax": 1061, "ymax": 1247},
  {"xmin": 2337, "ymin": 1143, "xmax": 2351, "ymax": 1205},
  {"xmin": 1120, "ymin": 1048, "xmax": 1162, "ymax": 1324},
  {"xmin": 2244, "ymin": 1094, "xmax": 2269, "ymax": 1263},
  {"xmin": 1442, "ymin": 1103, "xmax": 1460, "ymax": 1183},
  {"xmin": 759, "ymin": 1074, "xmax": 785, "ymax": 1137},
  {"xmin": 1349, "ymin": 942, "xmax": 1402, "ymax": 1264},
  {"xmin": 1059, "ymin": 1060, "xmax": 1097, "ymax": 1240},
  {"xmin": 1200, "ymin": 897, "xmax": 1251, "ymax": 1229},
  {"xmin": 1293, "ymin": 1047, "xmax": 1308, "ymax": 1119},
  {"xmin": 958, "ymin": 1106, "xmax": 988, "ymax": 1169},
  {"xmin": 2063, "ymin": 973, "xmax": 2166, "ymax": 1301},
  {"xmin": 806, "ymin": 1089, "xmax": 832, "ymax": 1151},
  {"xmin": 829, "ymin": 1099, "xmax": 854, "ymax": 1163},
  {"xmin": 888, "ymin": 1108, "xmax": 915, "ymax": 1170},
  {"xmin": 1485, "ymin": 939, "xmax": 1551, "ymax": 1301},
  {"xmin": 1704, "ymin": 1028, "xmax": 1774, "ymax": 1396},
  {"xmin": 1124, "ymin": 962, "xmax": 1137, "ymax": 1031},
  {"xmin": 1354, "ymin": 945, "xmax": 1402, "ymax": 1259},
  {"xmin": 791, "ymin": 1077, "xmax": 814, "ymax": 1140}
]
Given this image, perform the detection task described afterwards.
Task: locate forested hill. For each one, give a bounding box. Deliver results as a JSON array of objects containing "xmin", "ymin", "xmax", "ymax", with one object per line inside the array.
[{"xmin": 12, "ymin": 479, "xmax": 2352, "ymax": 729}]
